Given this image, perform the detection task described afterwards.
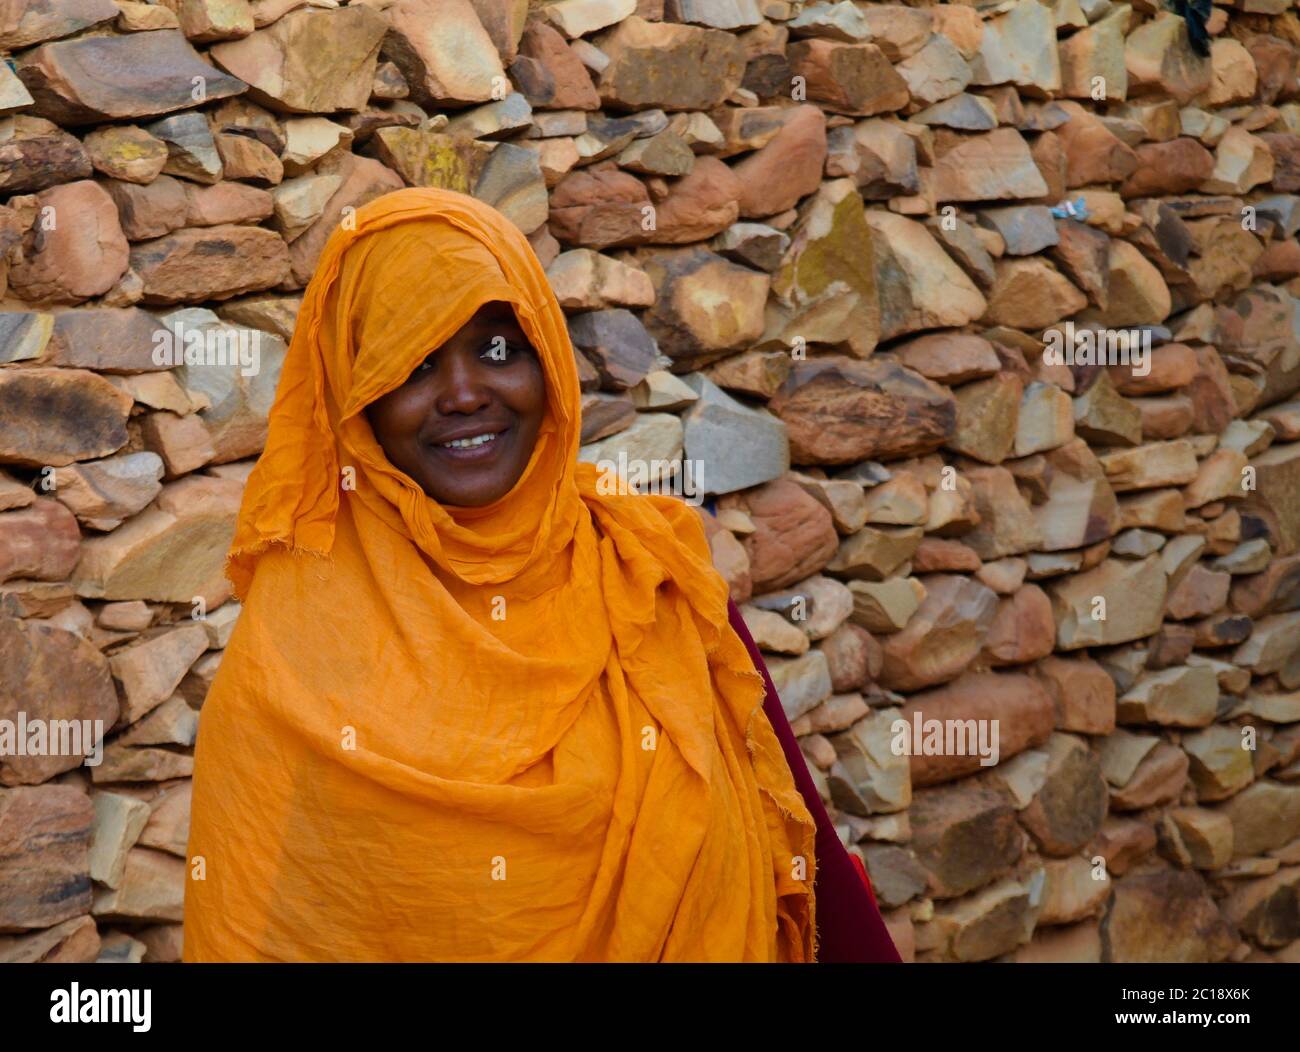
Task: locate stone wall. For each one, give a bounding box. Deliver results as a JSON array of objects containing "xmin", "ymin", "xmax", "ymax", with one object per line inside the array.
[{"xmin": 1, "ymin": 0, "xmax": 1299, "ymax": 963}]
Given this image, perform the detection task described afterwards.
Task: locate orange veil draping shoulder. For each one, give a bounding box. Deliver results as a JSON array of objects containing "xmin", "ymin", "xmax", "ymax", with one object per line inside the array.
[{"xmin": 182, "ymin": 187, "xmax": 818, "ymax": 962}]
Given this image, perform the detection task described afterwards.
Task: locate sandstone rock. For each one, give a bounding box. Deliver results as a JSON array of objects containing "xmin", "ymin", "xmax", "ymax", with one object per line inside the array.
[
  {"xmin": 737, "ymin": 477, "xmax": 837, "ymax": 592},
  {"xmin": 1098, "ymin": 440, "xmax": 1197, "ymax": 492},
  {"xmin": 1223, "ymin": 865, "xmax": 1300, "ymax": 948},
  {"xmin": 1059, "ymin": 5, "xmax": 1128, "ymax": 101},
  {"xmin": 1219, "ymin": 781, "xmax": 1300, "ymax": 858},
  {"xmin": 9, "ymin": 180, "xmax": 128, "ymax": 304},
  {"xmin": 1091, "ymin": 814, "xmax": 1157, "ymax": 877},
  {"xmin": 765, "ymin": 648, "xmax": 832, "ymax": 722},
  {"xmin": 762, "ymin": 180, "xmax": 880, "ymax": 357},
  {"xmin": 731, "ymin": 105, "xmax": 826, "ymax": 219},
  {"xmin": 893, "ymin": 333, "xmax": 1000, "ymax": 385},
  {"xmin": 879, "ymin": 574, "xmax": 998, "ymax": 691},
  {"xmin": 18, "ymin": 30, "xmax": 245, "ymax": 125},
  {"xmin": 861, "ymin": 843, "xmax": 927, "ymax": 910},
  {"xmin": 596, "ymin": 17, "xmax": 745, "ymax": 112},
  {"xmin": 582, "ymin": 391, "xmax": 635, "ymax": 442},
  {"xmin": 0, "ymin": 616, "xmax": 117, "ymax": 785},
  {"xmin": 826, "ymin": 119, "xmax": 918, "ymax": 200},
  {"xmin": 983, "ymin": 258, "xmax": 1087, "ymax": 330},
  {"xmin": 917, "ymin": 873, "xmax": 1042, "ymax": 962},
  {"xmin": 982, "ymin": 583, "xmax": 1055, "ymax": 667},
  {"xmin": 0, "ymin": 369, "xmax": 132, "ymax": 468},
  {"xmin": 145, "ymin": 111, "xmax": 223, "ymax": 184},
  {"xmin": 91, "ymin": 847, "xmax": 185, "ymax": 922},
  {"xmin": 1233, "ymin": 611, "xmax": 1300, "ymax": 679},
  {"xmin": 974, "ymin": 557, "xmax": 1026, "ymax": 596},
  {"xmin": 910, "ymin": 780, "xmax": 1022, "ymax": 899},
  {"xmin": 1037, "ymin": 857, "xmax": 1110, "ymax": 929},
  {"xmin": 1034, "ymin": 654, "xmax": 1116, "ymax": 734},
  {"xmin": 513, "ymin": 18, "xmax": 600, "ymax": 111},
  {"xmin": 645, "ymin": 156, "xmax": 740, "ymax": 243},
  {"xmin": 680, "ymin": 375, "xmax": 789, "ymax": 495},
  {"xmin": 932, "ymin": 128, "xmax": 1048, "ymax": 202},
  {"xmin": 867, "ymin": 211, "xmax": 986, "ymax": 340},
  {"xmin": 1056, "ymin": 103, "xmax": 1138, "ymax": 187},
  {"xmin": 1166, "ymin": 562, "xmax": 1230, "ymax": 621},
  {"xmin": 1201, "ymin": 126, "xmax": 1274, "ymax": 196},
  {"xmin": 962, "ymin": 466, "xmax": 1042, "ymax": 560},
  {"xmin": 1124, "ymin": 13, "xmax": 1212, "ymax": 107},
  {"xmin": 913, "ymin": 92, "xmax": 997, "ymax": 132},
  {"xmin": 946, "ymin": 373, "xmax": 1022, "ymax": 465},
  {"xmin": 827, "ymin": 706, "xmax": 911, "ymax": 815},
  {"xmin": 1109, "ymin": 739, "xmax": 1188, "ymax": 810},
  {"xmin": 0, "ymin": 914, "xmax": 99, "ymax": 963},
  {"xmin": 899, "ymin": 670, "xmax": 1054, "ymax": 786},
  {"xmin": 1049, "ymin": 219, "xmax": 1110, "ymax": 308},
  {"xmin": 638, "ymin": 246, "xmax": 767, "ymax": 368},
  {"xmin": 0, "ymin": 784, "xmax": 92, "ymax": 929},
  {"xmin": 856, "ymin": 5, "xmax": 930, "ymax": 62},
  {"xmin": 1032, "ymin": 438, "xmax": 1118, "ymax": 551},
  {"xmin": 1118, "ymin": 665, "xmax": 1218, "ymax": 728},
  {"xmin": 1101, "ymin": 870, "xmax": 1233, "ymax": 962},
  {"xmin": 131, "ymin": 223, "xmax": 290, "ymax": 305},
  {"xmin": 969, "ymin": 0, "xmax": 1060, "ymax": 96},
  {"xmin": 548, "ymin": 165, "xmax": 648, "ymax": 248},
  {"xmin": 1016, "ymin": 381, "xmax": 1074, "ymax": 457},
  {"xmin": 827, "ymin": 525, "xmax": 922, "ymax": 582},
  {"xmin": 861, "ymin": 475, "xmax": 928, "ymax": 527},
  {"xmin": 1049, "ymin": 555, "xmax": 1166, "ymax": 649},
  {"xmin": 1076, "ymin": 371, "xmax": 1138, "ymax": 444},
  {"xmin": 1119, "ymin": 138, "xmax": 1213, "ymax": 198},
  {"xmin": 1158, "ymin": 806, "xmax": 1233, "ymax": 871},
  {"xmin": 787, "ymin": 1, "xmax": 870, "ymax": 43},
  {"xmin": 72, "ymin": 475, "xmax": 243, "ymax": 603},
  {"xmin": 896, "ymin": 34, "xmax": 971, "ymax": 108},
  {"xmin": 210, "ymin": 6, "xmax": 386, "ymax": 113},
  {"xmin": 848, "ymin": 576, "xmax": 924, "ymax": 633},
  {"xmin": 89, "ymin": 791, "xmax": 151, "ymax": 889},
  {"xmin": 1021, "ymin": 732, "xmax": 1108, "ymax": 856},
  {"xmin": 578, "ymin": 411, "xmax": 682, "ymax": 483},
  {"xmin": 53, "ymin": 452, "xmax": 165, "ymax": 530},
  {"xmin": 213, "ymin": 130, "xmax": 281, "ymax": 185},
  {"xmin": 109, "ymin": 625, "xmax": 208, "ymax": 726},
  {"xmin": 0, "ymin": 498, "xmax": 79, "ymax": 586},
  {"xmin": 270, "ymin": 173, "xmax": 342, "ymax": 242},
  {"xmin": 83, "ymin": 125, "xmax": 169, "ymax": 185},
  {"xmin": 769, "ymin": 357, "xmax": 955, "ymax": 465},
  {"xmin": 820, "ymin": 623, "xmax": 877, "ymax": 692},
  {"xmin": 786, "ymin": 40, "xmax": 909, "ymax": 117}
]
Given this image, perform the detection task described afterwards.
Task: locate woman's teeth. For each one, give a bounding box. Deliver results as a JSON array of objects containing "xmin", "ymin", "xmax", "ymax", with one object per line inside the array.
[{"xmin": 441, "ymin": 432, "xmax": 499, "ymax": 449}]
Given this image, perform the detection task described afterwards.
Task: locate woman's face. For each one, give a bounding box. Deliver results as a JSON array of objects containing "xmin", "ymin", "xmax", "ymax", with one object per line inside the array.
[{"xmin": 366, "ymin": 300, "xmax": 546, "ymax": 507}]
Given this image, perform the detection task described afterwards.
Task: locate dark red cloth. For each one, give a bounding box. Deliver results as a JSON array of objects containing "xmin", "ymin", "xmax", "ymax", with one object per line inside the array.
[{"xmin": 728, "ymin": 598, "xmax": 903, "ymax": 964}]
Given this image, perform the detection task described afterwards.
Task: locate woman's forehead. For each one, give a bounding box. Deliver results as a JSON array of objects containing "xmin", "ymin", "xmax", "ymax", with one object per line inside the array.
[{"xmin": 470, "ymin": 300, "xmax": 524, "ymax": 327}]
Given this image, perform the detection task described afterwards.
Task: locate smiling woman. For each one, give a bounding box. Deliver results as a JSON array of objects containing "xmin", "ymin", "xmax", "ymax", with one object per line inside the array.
[
  {"xmin": 182, "ymin": 187, "xmax": 899, "ymax": 964},
  {"xmin": 365, "ymin": 301, "xmax": 546, "ymax": 507}
]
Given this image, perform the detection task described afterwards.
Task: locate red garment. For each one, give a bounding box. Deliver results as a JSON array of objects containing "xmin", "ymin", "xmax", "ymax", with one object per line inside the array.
[{"xmin": 727, "ymin": 598, "xmax": 903, "ymax": 963}]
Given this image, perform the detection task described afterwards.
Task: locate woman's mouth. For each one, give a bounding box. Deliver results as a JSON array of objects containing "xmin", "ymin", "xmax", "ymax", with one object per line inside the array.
[{"xmin": 428, "ymin": 426, "xmax": 509, "ymax": 462}]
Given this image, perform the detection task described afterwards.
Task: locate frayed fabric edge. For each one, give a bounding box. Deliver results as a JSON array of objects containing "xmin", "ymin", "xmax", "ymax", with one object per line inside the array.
[{"xmin": 224, "ymin": 539, "xmax": 335, "ymax": 604}]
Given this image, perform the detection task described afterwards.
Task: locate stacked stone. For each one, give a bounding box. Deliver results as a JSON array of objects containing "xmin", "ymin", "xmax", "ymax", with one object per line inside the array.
[{"xmin": 0, "ymin": 0, "xmax": 1297, "ymax": 963}]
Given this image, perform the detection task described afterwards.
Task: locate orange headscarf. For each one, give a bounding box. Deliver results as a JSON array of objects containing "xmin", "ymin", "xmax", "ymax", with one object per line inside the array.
[{"xmin": 182, "ymin": 188, "xmax": 817, "ymax": 962}]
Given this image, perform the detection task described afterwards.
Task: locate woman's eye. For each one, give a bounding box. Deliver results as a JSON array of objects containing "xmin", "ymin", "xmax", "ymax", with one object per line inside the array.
[
  {"xmin": 405, "ymin": 357, "xmax": 435, "ymax": 382},
  {"xmin": 481, "ymin": 339, "xmax": 527, "ymax": 363}
]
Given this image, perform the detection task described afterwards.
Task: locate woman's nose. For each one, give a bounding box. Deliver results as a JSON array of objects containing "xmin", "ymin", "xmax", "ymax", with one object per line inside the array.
[{"xmin": 433, "ymin": 348, "xmax": 492, "ymax": 416}]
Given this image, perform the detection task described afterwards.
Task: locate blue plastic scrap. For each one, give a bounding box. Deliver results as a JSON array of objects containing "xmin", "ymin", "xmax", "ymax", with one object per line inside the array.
[{"xmin": 1050, "ymin": 198, "xmax": 1090, "ymax": 222}]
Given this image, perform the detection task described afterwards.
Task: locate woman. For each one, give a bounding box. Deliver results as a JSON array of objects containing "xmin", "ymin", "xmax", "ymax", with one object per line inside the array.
[{"xmin": 183, "ymin": 187, "xmax": 900, "ymax": 963}]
